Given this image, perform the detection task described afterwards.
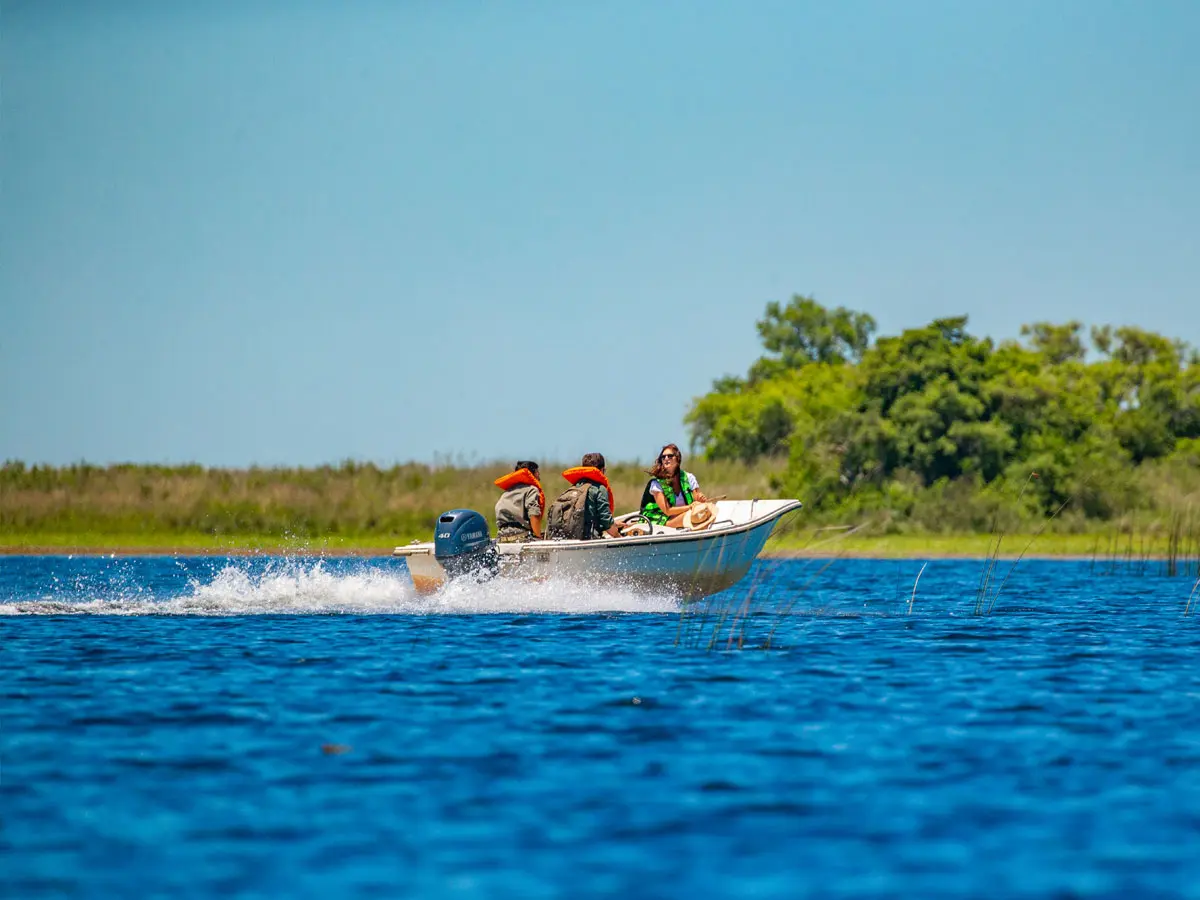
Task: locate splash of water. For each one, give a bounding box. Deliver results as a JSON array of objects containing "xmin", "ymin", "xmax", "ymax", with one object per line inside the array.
[{"xmin": 0, "ymin": 559, "xmax": 680, "ymax": 616}]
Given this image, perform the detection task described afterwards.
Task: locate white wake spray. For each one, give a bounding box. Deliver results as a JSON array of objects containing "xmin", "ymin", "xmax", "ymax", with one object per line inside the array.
[{"xmin": 1, "ymin": 559, "xmax": 680, "ymax": 616}]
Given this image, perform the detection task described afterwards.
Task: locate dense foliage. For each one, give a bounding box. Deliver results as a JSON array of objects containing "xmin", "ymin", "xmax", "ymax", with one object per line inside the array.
[{"xmin": 687, "ymin": 296, "xmax": 1200, "ymax": 531}]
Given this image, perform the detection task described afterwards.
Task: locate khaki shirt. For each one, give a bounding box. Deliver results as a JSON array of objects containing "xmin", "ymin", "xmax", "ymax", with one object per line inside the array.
[{"xmin": 495, "ymin": 485, "xmax": 542, "ymax": 534}]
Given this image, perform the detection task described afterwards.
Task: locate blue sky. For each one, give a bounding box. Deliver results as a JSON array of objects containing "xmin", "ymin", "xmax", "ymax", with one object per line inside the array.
[{"xmin": 3, "ymin": 0, "xmax": 1197, "ymax": 468}]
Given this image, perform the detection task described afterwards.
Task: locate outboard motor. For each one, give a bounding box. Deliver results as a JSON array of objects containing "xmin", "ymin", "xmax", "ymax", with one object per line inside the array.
[{"xmin": 433, "ymin": 509, "xmax": 499, "ymax": 581}]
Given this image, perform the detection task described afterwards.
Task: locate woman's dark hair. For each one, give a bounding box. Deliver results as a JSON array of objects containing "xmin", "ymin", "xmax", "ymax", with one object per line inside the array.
[
  {"xmin": 646, "ymin": 443, "xmax": 683, "ymax": 480},
  {"xmin": 515, "ymin": 460, "xmax": 539, "ymax": 474},
  {"xmin": 581, "ymin": 452, "xmax": 606, "ymax": 470}
]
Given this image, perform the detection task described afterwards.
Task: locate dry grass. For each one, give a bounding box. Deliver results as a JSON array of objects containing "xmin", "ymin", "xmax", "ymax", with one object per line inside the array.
[{"xmin": 0, "ymin": 458, "xmax": 786, "ymax": 544}]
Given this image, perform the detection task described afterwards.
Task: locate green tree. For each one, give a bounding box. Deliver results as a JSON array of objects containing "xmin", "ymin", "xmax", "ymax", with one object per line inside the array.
[
  {"xmin": 686, "ymin": 364, "xmax": 859, "ymax": 463},
  {"xmin": 688, "ymin": 297, "xmax": 1199, "ymax": 526},
  {"xmin": 748, "ymin": 295, "xmax": 876, "ymax": 383},
  {"xmin": 689, "ymin": 296, "xmax": 875, "ymax": 459},
  {"xmin": 831, "ymin": 317, "xmax": 1004, "ymax": 487},
  {"xmin": 1020, "ymin": 320, "xmax": 1086, "ymax": 364}
]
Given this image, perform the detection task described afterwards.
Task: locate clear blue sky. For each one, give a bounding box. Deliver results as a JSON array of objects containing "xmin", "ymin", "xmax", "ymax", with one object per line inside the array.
[{"xmin": 3, "ymin": 0, "xmax": 1197, "ymax": 468}]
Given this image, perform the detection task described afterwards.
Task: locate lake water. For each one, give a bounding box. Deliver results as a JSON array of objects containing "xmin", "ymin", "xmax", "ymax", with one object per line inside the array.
[{"xmin": 3, "ymin": 555, "xmax": 1199, "ymax": 898}]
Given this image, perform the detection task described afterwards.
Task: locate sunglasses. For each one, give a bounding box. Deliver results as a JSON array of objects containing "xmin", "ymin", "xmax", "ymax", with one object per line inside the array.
[{"xmin": 660, "ymin": 453, "xmax": 679, "ymax": 460}]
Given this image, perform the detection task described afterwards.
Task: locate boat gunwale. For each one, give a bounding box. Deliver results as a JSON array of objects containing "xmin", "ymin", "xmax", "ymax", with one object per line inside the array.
[{"xmin": 392, "ymin": 499, "xmax": 802, "ymax": 557}]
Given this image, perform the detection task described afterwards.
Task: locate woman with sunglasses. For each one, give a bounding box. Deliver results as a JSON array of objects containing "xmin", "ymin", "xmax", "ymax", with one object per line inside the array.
[{"xmin": 639, "ymin": 443, "xmax": 709, "ymax": 528}]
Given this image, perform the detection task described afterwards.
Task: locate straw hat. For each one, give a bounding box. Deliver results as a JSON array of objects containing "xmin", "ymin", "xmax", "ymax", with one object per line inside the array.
[{"xmin": 682, "ymin": 501, "xmax": 717, "ymax": 531}]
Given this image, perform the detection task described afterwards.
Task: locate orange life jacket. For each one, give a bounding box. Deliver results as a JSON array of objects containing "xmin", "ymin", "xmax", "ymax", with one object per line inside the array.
[
  {"xmin": 561, "ymin": 466, "xmax": 615, "ymax": 514},
  {"xmin": 493, "ymin": 468, "xmax": 545, "ymax": 513}
]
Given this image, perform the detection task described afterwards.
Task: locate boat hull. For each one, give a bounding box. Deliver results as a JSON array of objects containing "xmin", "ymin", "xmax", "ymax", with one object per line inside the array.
[{"xmin": 395, "ymin": 499, "xmax": 801, "ymax": 600}]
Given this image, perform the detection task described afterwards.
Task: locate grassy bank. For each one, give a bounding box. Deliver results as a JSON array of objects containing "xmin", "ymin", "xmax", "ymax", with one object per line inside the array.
[
  {"xmin": 4, "ymin": 460, "xmax": 1199, "ymax": 564},
  {"xmin": 4, "ymin": 526, "xmax": 1199, "ymax": 569},
  {"xmin": 0, "ymin": 458, "xmax": 782, "ymax": 551},
  {"xmin": 2, "ymin": 529, "xmax": 1196, "ymax": 565}
]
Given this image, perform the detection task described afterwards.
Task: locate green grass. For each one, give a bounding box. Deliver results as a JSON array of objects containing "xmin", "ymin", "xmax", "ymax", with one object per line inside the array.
[
  {"xmin": 765, "ymin": 531, "xmax": 1109, "ymax": 558},
  {"xmin": 0, "ymin": 457, "xmax": 786, "ymax": 551},
  {"xmin": 4, "ymin": 458, "xmax": 1199, "ymax": 562},
  {"xmin": 0, "ymin": 531, "xmax": 394, "ymax": 555},
  {"xmin": 0, "ymin": 527, "xmax": 1181, "ymax": 560}
]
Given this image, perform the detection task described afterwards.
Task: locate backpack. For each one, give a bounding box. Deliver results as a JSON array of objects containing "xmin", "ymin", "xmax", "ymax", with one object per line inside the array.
[{"xmin": 546, "ymin": 483, "xmax": 592, "ymax": 540}]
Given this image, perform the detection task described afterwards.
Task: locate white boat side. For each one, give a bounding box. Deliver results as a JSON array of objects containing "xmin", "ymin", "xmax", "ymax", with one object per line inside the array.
[{"xmin": 392, "ymin": 499, "xmax": 802, "ymax": 599}]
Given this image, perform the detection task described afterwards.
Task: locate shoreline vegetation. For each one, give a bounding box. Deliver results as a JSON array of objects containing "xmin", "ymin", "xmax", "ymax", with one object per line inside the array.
[
  {"xmin": 5, "ymin": 297, "xmax": 1197, "ymax": 566},
  {"xmin": 2, "ymin": 457, "xmax": 1198, "ymax": 567},
  {"xmin": 0, "ymin": 534, "xmax": 1191, "ymax": 562}
]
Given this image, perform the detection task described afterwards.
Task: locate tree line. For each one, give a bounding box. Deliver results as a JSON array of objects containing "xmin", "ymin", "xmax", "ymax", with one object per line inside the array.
[{"xmin": 686, "ymin": 296, "xmax": 1200, "ymax": 530}]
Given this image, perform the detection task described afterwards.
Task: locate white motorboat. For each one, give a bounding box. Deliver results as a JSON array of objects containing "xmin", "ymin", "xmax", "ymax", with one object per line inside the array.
[{"xmin": 392, "ymin": 499, "xmax": 802, "ymax": 599}]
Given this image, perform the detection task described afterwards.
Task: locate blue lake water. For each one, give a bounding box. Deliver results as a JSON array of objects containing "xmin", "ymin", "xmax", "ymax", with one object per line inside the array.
[{"xmin": 3, "ymin": 554, "xmax": 1199, "ymax": 898}]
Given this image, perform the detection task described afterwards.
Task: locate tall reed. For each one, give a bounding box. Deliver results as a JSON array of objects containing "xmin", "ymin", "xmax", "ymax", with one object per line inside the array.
[{"xmin": 0, "ymin": 458, "xmax": 784, "ymax": 544}]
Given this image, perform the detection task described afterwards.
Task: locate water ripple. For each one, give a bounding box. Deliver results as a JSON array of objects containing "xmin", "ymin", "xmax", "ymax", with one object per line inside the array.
[{"xmin": 3, "ymin": 555, "xmax": 1200, "ymax": 897}]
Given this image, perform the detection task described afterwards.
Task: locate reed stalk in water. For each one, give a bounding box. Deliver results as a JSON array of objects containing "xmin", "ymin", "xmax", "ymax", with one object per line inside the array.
[
  {"xmin": 973, "ymin": 473, "xmax": 1038, "ymax": 615},
  {"xmin": 984, "ymin": 492, "xmax": 1075, "ymax": 615},
  {"xmin": 908, "ymin": 562, "xmax": 928, "ymax": 616},
  {"xmin": 761, "ymin": 523, "xmax": 868, "ymax": 648},
  {"xmin": 1185, "ymin": 575, "xmax": 1200, "ymax": 617}
]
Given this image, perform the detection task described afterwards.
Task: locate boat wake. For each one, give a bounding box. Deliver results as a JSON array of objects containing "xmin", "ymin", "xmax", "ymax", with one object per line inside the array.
[{"xmin": 0, "ymin": 559, "xmax": 681, "ymax": 616}]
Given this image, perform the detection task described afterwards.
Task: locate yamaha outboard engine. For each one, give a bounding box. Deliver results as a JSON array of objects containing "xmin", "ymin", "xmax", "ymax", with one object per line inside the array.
[{"xmin": 433, "ymin": 509, "xmax": 499, "ymax": 581}]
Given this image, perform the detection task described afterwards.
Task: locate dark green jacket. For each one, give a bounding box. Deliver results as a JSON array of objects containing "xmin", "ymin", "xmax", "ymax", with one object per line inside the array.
[{"xmin": 583, "ymin": 480, "xmax": 614, "ymax": 537}]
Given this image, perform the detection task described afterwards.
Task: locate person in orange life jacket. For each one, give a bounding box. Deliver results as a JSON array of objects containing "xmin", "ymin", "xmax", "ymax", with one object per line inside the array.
[
  {"xmin": 640, "ymin": 443, "xmax": 709, "ymax": 528},
  {"xmin": 494, "ymin": 460, "xmax": 544, "ymax": 542},
  {"xmin": 565, "ymin": 452, "xmax": 622, "ymax": 539}
]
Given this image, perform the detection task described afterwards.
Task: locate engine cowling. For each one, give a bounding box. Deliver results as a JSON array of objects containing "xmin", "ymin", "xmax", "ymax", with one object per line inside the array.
[{"xmin": 433, "ymin": 509, "xmax": 498, "ymax": 580}]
